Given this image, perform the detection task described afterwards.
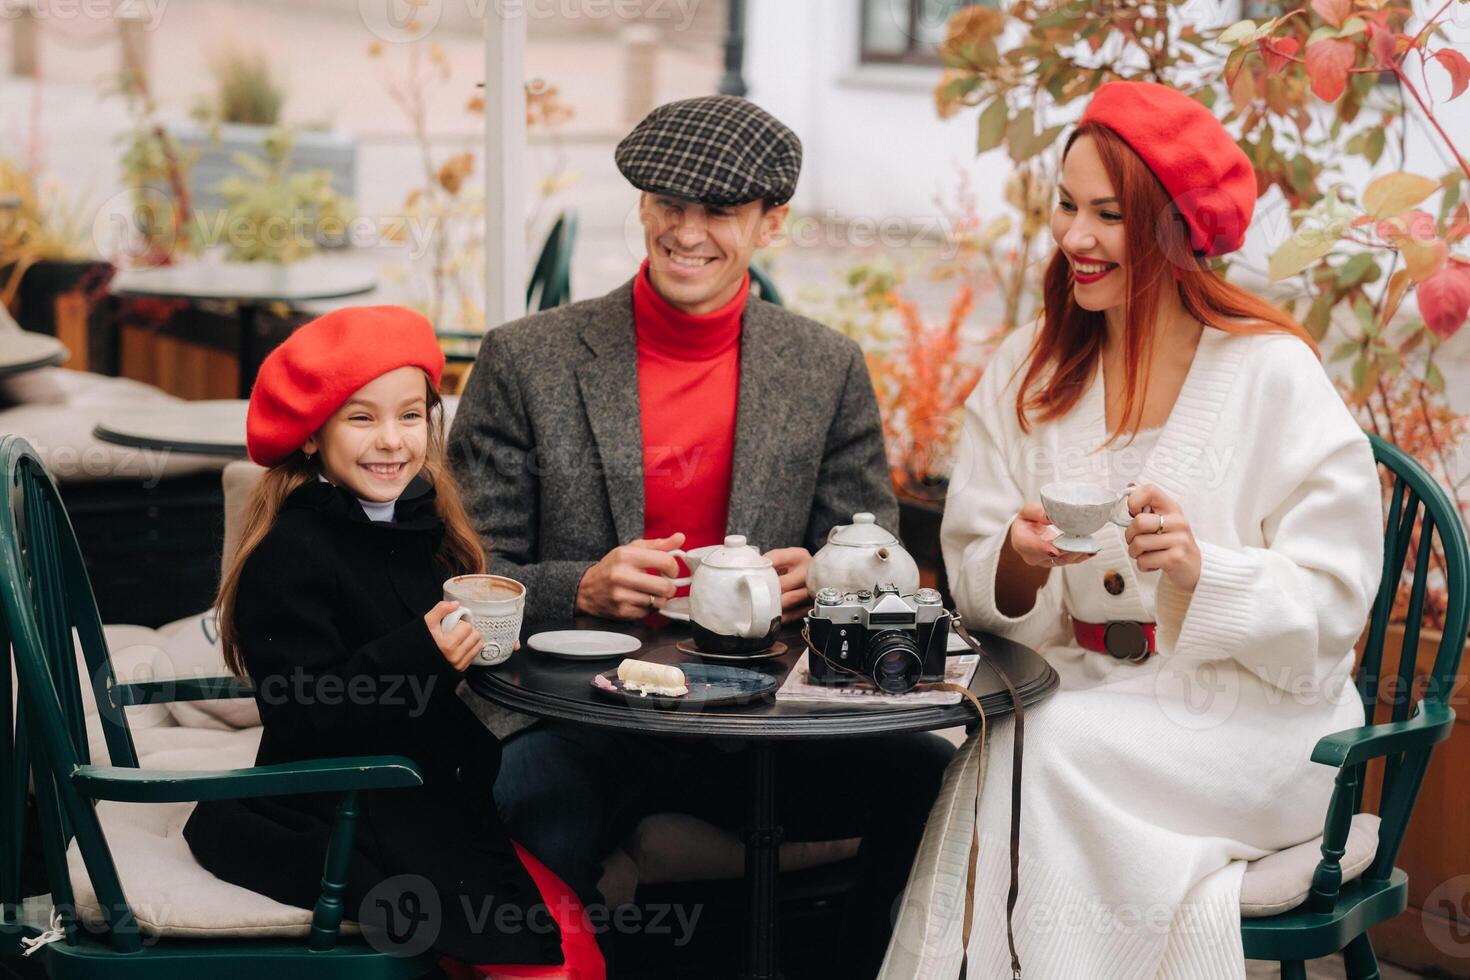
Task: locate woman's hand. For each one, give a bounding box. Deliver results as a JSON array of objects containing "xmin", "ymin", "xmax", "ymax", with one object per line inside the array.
[
  {"xmin": 1011, "ymin": 502, "xmax": 1093, "ymax": 569},
  {"xmin": 1124, "ymin": 484, "xmax": 1201, "ymax": 592},
  {"xmin": 424, "ymin": 600, "xmax": 484, "ymax": 671}
]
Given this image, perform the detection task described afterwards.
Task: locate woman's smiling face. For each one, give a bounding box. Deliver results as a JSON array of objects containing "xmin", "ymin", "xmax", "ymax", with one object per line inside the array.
[
  {"xmin": 303, "ymin": 366, "xmax": 429, "ymax": 502},
  {"xmin": 1052, "ymin": 134, "xmax": 1127, "ymax": 313}
]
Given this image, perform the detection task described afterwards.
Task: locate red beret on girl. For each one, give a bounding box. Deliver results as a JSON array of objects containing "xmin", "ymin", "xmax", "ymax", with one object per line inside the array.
[
  {"xmin": 1079, "ymin": 80, "xmax": 1257, "ymax": 258},
  {"xmin": 246, "ymin": 305, "xmax": 445, "ymax": 467}
]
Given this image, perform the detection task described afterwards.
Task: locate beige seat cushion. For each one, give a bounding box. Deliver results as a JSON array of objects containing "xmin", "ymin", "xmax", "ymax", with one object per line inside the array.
[
  {"xmin": 0, "ymin": 368, "xmax": 228, "ymax": 482},
  {"xmin": 1239, "ymin": 812, "xmax": 1381, "ymax": 917},
  {"xmin": 152, "ymin": 611, "xmax": 260, "ymax": 730}
]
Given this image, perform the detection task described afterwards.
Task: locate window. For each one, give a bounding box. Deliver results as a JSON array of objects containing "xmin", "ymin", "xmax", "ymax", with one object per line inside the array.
[{"xmin": 860, "ymin": 0, "xmax": 987, "ymax": 66}]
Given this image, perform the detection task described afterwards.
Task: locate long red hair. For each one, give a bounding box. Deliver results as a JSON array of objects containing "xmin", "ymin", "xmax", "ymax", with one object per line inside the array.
[{"xmin": 1016, "ymin": 121, "xmax": 1316, "ymax": 443}]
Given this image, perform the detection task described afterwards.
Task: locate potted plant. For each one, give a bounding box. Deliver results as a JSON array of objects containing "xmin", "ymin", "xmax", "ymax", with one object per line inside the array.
[
  {"xmin": 172, "ymin": 45, "xmax": 355, "ymax": 220},
  {"xmin": 0, "ymin": 160, "xmax": 115, "ymax": 370}
]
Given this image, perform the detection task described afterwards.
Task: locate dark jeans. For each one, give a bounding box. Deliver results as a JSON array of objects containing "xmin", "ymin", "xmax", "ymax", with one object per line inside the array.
[{"xmin": 494, "ymin": 721, "xmax": 955, "ymax": 980}]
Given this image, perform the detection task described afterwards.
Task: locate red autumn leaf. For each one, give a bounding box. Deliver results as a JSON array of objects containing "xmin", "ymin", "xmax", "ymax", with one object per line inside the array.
[
  {"xmin": 1306, "ymin": 38, "xmax": 1356, "ymax": 101},
  {"xmin": 1370, "ymin": 24, "xmax": 1398, "ymax": 66},
  {"xmin": 1418, "ymin": 263, "xmax": 1470, "ymax": 339},
  {"xmin": 1259, "ymin": 37, "xmax": 1301, "ymax": 75},
  {"xmin": 1433, "ymin": 49, "xmax": 1470, "ymax": 101},
  {"xmin": 1312, "ymin": 0, "xmax": 1349, "ymax": 28}
]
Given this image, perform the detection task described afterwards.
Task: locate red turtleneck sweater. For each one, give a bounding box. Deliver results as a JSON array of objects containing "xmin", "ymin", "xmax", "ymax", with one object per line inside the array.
[{"xmin": 633, "ymin": 261, "xmax": 747, "ymax": 588}]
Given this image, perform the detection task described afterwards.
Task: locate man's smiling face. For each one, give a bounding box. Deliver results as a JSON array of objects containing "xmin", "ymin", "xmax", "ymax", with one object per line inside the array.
[{"xmin": 639, "ymin": 193, "xmax": 788, "ymax": 315}]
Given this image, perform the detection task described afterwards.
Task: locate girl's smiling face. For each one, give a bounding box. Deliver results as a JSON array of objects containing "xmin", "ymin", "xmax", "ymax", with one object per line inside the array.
[{"xmin": 302, "ymin": 366, "xmax": 429, "ymax": 502}]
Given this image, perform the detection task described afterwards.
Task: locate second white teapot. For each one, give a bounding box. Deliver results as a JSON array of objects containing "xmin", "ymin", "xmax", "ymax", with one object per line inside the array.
[{"xmin": 806, "ymin": 512, "xmax": 920, "ymax": 597}]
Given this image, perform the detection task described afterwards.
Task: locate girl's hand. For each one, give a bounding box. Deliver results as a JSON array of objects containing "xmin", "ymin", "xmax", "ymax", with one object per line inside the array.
[
  {"xmin": 1124, "ymin": 484, "xmax": 1201, "ymax": 592},
  {"xmin": 424, "ymin": 600, "xmax": 484, "ymax": 671},
  {"xmin": 1011, "ymin": 502, "xmax": 1092, "ymax": 569}
]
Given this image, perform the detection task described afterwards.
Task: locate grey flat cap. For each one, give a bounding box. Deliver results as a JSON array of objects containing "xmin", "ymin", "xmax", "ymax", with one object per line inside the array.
[{"xmin": 615, "ymin": 95, "xmax": 803, "ymax": 207}]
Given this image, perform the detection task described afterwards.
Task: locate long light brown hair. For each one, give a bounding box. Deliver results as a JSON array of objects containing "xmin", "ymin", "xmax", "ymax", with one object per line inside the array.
[
  {"xmin": 1016, "ymin": 121, "xmax": 1317, "ymax": 443},
  {"xmin": 216, "ymin": 376, "xmax": 484, "ymax": 677}
]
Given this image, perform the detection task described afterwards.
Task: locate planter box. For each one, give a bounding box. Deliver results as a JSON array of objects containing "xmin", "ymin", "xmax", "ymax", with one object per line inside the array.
[
  {"xmin": 169, "ymin": 121, "xmax": 356, "ymax": 224},
  {"xmin": 2, "ymin": 258, "xmax": 116, "ymax": 372}
]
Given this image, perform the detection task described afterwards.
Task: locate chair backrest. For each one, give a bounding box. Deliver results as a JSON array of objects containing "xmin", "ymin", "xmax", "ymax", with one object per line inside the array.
[
  {"xmin": 1, "ymin": 435, "xmax": 148, "ymax": 951},
  {"xmin": 525, "ymin": 210, "xmax": 578, "ymax": 312},
  {"xmin": 748, "ymin": 260, "xmax": 783, "ymax": 307},
  {"xmin": 1356, "ymin": 433, "xmax": 1470, "ymax": 879}
]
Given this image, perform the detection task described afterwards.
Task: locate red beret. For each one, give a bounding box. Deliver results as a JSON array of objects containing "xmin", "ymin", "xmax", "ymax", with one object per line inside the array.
[
  {"xmin": 1079, "ymin": 81, "xmax": 1256, "ymax": 258},
  {"xmin": 246, "ymin": 305, "xmax": 445, "ymax": 467}
]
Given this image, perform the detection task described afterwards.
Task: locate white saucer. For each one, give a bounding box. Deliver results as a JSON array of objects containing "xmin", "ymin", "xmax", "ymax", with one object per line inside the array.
[
  {"xmin": 1053, "ymin": 534, "xmax": 1102, "ymax": 554},
  {"xmin": 527, "ymin": 630, "xmax": 642, "ymax": 659},
  {"xmin": 660, "ymin": 595, "xmax": 691, "ymax": 622}
]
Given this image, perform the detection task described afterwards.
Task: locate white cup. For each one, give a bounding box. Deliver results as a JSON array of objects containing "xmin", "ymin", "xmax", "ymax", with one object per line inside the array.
[
  {"xmin": 440, "ymin": 574, "xmax": 525, "ymax": 667},
  {"xmin": 666, "ymin": 544, "xmax": 720, "ymax": 587},
  {"xmin": 1039, "ymin": 481, "xmax": 1134, "ymax": 551}
]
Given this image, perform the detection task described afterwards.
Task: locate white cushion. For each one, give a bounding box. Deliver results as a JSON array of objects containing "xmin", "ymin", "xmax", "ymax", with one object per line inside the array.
[
  {"xmin": 68, "ymin": 793, "xmax": 357, "ymax": 939},
  {"xmin": 152, "ymin": 612, "xmax": 260, "ymax": 730},
  {"xmin": 221, "ymin": 459, "xmax": 267, "ymax": 573},
  {"xmin": 1239, "ymin": 812, "xmax": 1381, "ymax": 917},
  {"xmin": 0, "ymin": 369, "xmax": 227, "ymax": 482}
]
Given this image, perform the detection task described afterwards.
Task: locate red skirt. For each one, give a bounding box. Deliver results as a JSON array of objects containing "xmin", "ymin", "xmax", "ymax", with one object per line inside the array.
[{"xmin": 437, "ymin": 843, "xmax": 606, "ymax": 980}]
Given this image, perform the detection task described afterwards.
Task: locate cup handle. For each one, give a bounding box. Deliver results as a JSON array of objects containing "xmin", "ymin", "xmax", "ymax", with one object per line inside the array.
[
  {"xmin": 741, "ymin": 575, "xmax": 778, "ymax": 636},
  {"xmin": 440, "ymin": 607, "xmax": 470, "ymax": 632},
  {"xmin": 1110, "ymin": 495, "xmax": 1135, "ymax": 528},
  {"xmin": 667, "ymin": 549, "xmax": 692, "ymax": 588}
]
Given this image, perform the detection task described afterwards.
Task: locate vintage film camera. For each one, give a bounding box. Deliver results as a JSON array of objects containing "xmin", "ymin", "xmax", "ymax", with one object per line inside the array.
[{"xmin": 804, "ymin": 584, "xmax": 953, "ymax": 694}]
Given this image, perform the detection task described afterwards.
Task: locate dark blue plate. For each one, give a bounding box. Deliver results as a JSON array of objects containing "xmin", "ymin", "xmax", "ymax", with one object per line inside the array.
[{"xmin": 591, "ymin": 663, "xmax": 778, "ymax": 710}]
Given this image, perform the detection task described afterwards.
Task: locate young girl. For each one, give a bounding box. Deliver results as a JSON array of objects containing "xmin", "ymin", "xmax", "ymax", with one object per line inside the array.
[{"xmin": 182, "ymin": 305, "xmax": 604, "ymax": 980}]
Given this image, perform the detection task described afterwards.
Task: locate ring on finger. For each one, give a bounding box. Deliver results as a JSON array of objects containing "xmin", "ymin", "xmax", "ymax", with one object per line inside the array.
[{"xmin": 1156, "ymin": 514, "xmax": 1167, "ymax": 535}]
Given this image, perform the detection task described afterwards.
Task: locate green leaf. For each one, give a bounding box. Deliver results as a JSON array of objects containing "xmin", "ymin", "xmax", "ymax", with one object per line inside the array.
[
  {"xmin": 1365, "ymin": 127, "xmax": 1386, "ymax": 165},
  {"xmin": 1219, "ymin": 19, "xmax": 1258, "ymax": 46},
  {"xmin": 1269, "ymin": 225, "xmax": 1342, "ymax": 282},
  {"xmin": 1329, "ymin": 339, "xmax": 1359, "ymax": 362},
  {"xmin": 1306, "ymin": 290, "xmax": 1337, "ymax": 339},
  {"xmin": 1426, "ymin": 360, "xmax": 1445, "ymax": 392},
  {"xmin": 977, "ymin": 97, "xmax": 1009, "ymax": 154},
  {"xmin": 1354, "ymin": 295, "xmax": 1378, "ymax": 334},
  {"xmin": 1351, "ymin": 354, "xmax": 1369, "ymax": 391},
  {"xmin": 1007, "ymin": 107, "xmax": 1036, "ymax": 164},
  {"xmin": 1339, "ymin": 252, "xmax": 1377, "ymax": 287},
  {"xmin": 1338, "ymin": 16, "xmax": 1367, "ymax": 37}
]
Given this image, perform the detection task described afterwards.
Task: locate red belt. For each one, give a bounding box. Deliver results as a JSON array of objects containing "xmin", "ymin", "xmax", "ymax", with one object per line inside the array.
[{"xmin": 1074, "ymin": 620, "xmax": 1156, "ymax": 662}]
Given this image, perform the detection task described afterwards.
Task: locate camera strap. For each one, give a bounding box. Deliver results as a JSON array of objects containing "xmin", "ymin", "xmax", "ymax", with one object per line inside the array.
[{"xmin": 928, "ymin": 622, "xmax": 1025, "ymax": 980}]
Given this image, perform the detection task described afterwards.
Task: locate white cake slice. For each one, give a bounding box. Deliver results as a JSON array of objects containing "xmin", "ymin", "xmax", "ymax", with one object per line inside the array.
[{"xmin": 616, "ymin": 659, "xmax": 689, "ymax": 697}]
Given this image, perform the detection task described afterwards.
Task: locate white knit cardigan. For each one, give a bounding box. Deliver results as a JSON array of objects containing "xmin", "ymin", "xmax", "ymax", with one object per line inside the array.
[{"xmin": 881, "ymin": 322, "xmax": 1384, "ymax": 980}]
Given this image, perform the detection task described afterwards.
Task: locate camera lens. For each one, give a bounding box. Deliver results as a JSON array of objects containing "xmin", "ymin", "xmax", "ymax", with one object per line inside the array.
[{"xmin": 867, "ymin": 630, "xmax": 923, "ymax": 694}]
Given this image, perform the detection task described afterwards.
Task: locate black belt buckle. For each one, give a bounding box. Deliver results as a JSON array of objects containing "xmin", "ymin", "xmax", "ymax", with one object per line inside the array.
[{"xmin": 1103, "ymin": 621, "xmax": 1151, "ymax": 663}]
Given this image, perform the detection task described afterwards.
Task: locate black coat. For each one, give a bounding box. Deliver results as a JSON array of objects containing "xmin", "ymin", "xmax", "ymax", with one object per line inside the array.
[{"xmin": 183, "ymin": 476, "xmax": 563, "ymax": 966}]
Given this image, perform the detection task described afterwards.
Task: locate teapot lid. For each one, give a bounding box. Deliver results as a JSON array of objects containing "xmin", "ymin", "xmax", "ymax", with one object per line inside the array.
[
  {"xmin": 828, "ymin": 513, "xmax": 899, "ymax": 548},
  {"xmin": 703, "ymin": 534, "xmax": 771, "ymax": 569}
]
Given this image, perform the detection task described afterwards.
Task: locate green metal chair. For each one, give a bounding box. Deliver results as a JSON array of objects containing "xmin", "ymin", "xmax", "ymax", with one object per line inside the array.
[
  {"xmin": 441, "ymin": 210, "xmax": 579, "ymax": 365},
  {"xmin": 748, "ymin": 260, "xmax": 783, "ymax": 307},
  {"xmin": 1241, "ymin": 433, "xmax": 1469, "ymax": 979},
  {"xmin": 0, "ymin": 435, "xmax": 437, "ymax": 978}
]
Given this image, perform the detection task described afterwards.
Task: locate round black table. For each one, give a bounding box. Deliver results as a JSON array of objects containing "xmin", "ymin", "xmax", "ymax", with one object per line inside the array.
[{"xmin": 465, "ymin": 616, "xmax": 1057, "ymax": 980}]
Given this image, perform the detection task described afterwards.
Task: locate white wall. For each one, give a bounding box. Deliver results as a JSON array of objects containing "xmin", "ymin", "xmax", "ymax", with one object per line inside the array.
[{"xmin": 745, "ymin": 0, "xmax": 1003, "ymax": 238}]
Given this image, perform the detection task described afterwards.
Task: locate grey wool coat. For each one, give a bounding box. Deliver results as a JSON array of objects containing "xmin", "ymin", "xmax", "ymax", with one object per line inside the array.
[{"xmin": 447, "ymin": 277, "xmax": 899, "ymax": 623}]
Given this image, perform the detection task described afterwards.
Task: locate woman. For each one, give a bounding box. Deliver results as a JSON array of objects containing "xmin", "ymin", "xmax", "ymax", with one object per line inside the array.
[{"xmin": 883, "ymin": 82, "xmax": 1384, "ymax": 979}]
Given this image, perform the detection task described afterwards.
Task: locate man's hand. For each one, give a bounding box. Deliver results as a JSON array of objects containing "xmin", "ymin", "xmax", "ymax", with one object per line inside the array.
[
  {"xmin": 764, "ymin": 546, "xmax": 813, "ymax": 623},
  {"xmin": 575, "ymin": 533, "xmax": 686, "ymax": 620}
]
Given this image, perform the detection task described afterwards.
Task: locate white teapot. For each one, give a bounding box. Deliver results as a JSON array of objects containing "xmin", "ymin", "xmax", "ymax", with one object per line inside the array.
[
  {"xmin": 806, "ymin": 513, "xmax": 920, "ymax": 597},
  {"xmin": 689, "ymin": 535, "xmax": 782, "ymax": 655}
]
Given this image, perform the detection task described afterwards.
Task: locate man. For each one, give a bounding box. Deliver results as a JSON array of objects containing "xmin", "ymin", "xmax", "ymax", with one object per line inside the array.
[{"xmin": 448, "ymin": 95, "xmax": 953, "ymax": 978}]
